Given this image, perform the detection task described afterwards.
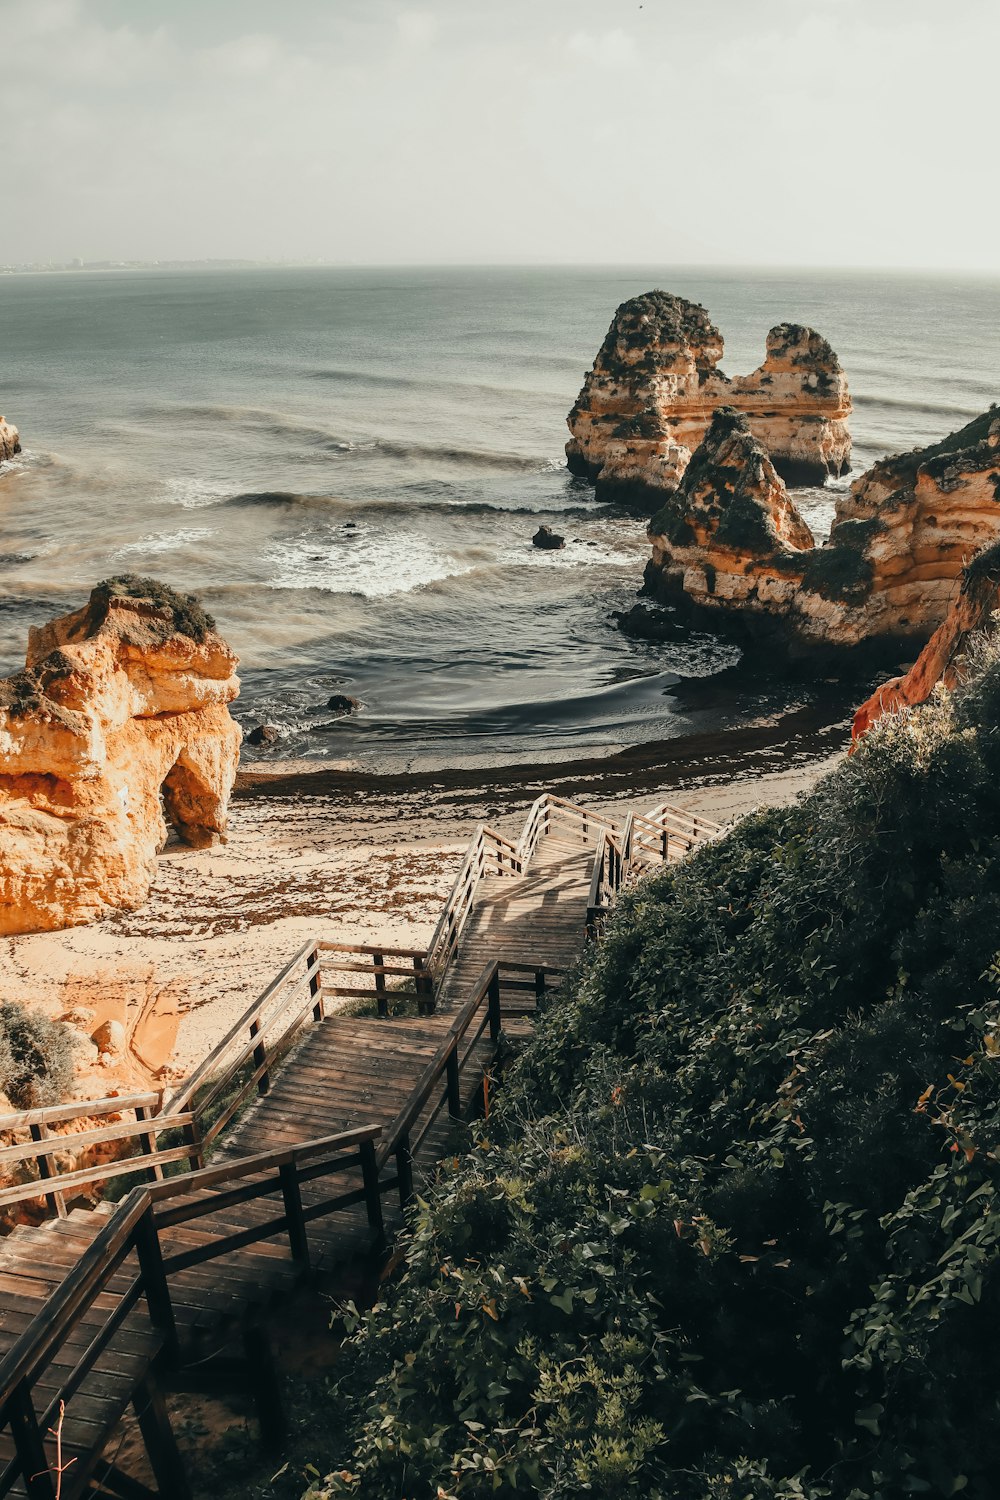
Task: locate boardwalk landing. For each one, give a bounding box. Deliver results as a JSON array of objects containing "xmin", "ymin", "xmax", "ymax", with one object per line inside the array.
[
  {"xmin": 0, "ymin": 793, "xmax": 717, "ymax": 1498},
  {"xmin": 434, "ymin": 833, "xmax": 593, "ymax": 1010}
]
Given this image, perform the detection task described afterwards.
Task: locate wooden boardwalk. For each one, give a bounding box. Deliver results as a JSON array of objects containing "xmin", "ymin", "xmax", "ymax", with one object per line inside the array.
[
  {"xmin": 434, "ymin": 834, "xmax": 593, "ymax": 1010},
  {"xmin": 0, "ymin": 792, "xmax": 718, "ymax": 1498}
]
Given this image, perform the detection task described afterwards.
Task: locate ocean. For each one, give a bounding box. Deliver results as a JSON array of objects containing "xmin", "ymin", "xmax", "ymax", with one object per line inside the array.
[{"xmin": 1, "ymin": 265, "xmax": 997, "ymax": 771}]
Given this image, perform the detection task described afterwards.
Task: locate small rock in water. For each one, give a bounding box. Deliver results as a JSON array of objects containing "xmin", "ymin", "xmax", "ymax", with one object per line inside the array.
[
  {"xmin": 612, "ymin": 604, "xmax": 687, "ymax": 642},
  {"xmin": 532, "ymin": 525, "xmax": 565, "ymax": 550},
  {"xmin": 247, "ymin": 724, "xmax": 282, "ymax": 747},
  {"xmin": 327, "ymin": 694, "xmax": 361, "ymax": 714}
]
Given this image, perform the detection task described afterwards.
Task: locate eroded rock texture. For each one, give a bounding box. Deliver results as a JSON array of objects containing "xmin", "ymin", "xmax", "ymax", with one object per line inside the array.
[
  {"xmin": 0, "ymin": 578, "xmax": 242, "ymax": 934},
  {"xmin": 644, "ymin": 405, "xmax": 1000, "ymax": 657},
  {"xmin": 0, "ymin": 417, "xmax": 21, "ymax": 462},
  {"xmin": 645, "ymin": 407, "xmax": 814, "ymax": 619},
  {"xmin": 852, "ymin": 543, "xmax": 1000, "ymax": 744},
  {"xmin": 566, "ymin": 291, "xmax": 851, "ymax": 508}
]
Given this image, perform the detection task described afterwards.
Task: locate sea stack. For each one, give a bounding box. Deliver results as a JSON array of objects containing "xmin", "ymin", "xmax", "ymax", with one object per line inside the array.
[
  {"xmin": 0, "ymin": 577, "xmax": 242, "ymax": 934},
  {"xmin": 642, "ymin": 404, "xmax": 1000, "ymax": 658},
  {"xmin": 566, "ymin": 291, "xmax": 851, "ymax": 510},
  {"xmin": 645, "ymin": 407, "xmax": 814, "ymax": 617},
  {"xmin": 0, "ymin": 416, "xmax": 21, "ymax": 462}
]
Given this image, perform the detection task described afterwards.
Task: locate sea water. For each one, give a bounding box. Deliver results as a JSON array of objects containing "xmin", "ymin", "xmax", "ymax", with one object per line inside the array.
[{"xmin": 1, "ymin": 265, "xmax": 997, "ymax": 771}]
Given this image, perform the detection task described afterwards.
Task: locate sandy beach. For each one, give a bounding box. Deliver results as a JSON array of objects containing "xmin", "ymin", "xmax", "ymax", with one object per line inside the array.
[{"xmin": 0, "ymin": 727, "xmax": 844, "ymax": 1101}]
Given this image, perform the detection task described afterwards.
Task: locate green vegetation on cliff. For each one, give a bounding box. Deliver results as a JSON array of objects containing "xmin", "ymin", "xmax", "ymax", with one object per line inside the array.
[
  {"xmin": 93, "ymin": 575, "xmax": 217, "ymax": 642},
  {"xmin": 0, "ymin": 1001, "xmax": 75, "ymax": 1110},
  {"xmin": 307, "ymin": 639, "xmax": 1000, "ymax": 1499}
]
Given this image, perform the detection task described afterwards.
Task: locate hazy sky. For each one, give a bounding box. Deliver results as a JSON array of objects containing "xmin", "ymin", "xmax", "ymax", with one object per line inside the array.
[{"xmin": 4, "ymin": 0, "xmax": 998, "ymax": 271}]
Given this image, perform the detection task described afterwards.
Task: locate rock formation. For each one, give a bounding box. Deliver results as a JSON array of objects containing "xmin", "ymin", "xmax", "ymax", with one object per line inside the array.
[
  {"xmin": 0, "ymin": 417, "xmax": 21, "ymax": 462},
  {"xmin": 645, "ymin": 407, "xmax": 815, "ymax": 620},
  {"xmin": 532, "ymin": 525, "xmax": 565, "ymax": 550},
  {"xmin": 566, "ymin": 291, "xmax": 851, "ymax": 508},
  {"xmin": 851, "ymin": 542, "xmax": 1000, "ymax": 744},
  {"xmin": 644, "ymin": 404, "xmax": 1000, "ymax": 658},
  {"xmin": 0, "ymin": 578, "xmax": 242, "ymax": 934}
]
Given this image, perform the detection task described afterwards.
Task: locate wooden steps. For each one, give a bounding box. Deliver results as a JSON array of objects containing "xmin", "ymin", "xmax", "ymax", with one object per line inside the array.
[
  {"xmin": 0, "ymin": 793, "xmax": 720, "ymax": 1496},
  {"xmin": 434, "ymin": 836, "xmax": 593, "ymax": 1011}
]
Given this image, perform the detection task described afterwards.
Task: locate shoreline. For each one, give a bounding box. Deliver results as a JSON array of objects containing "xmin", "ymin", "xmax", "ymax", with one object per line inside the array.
[{"xmin": 235, "ymin": 690, "xmax": 856, "ymax": 810}]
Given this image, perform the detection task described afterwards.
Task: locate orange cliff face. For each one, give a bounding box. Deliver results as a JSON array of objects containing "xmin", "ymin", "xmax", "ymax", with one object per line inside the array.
[
  {"xmin": 0, "ymin": 580, "xmax": 242, "ymax": 934},
  {"xmin": 566, "ymin": 291, "xmax": 851, "ymax": 510},
  {"xmin": 642, "ymin": 405, "xmax": 1000, "ymax": 659},
  {"xmin": 851, "ymin": 543, "xmax": 1000, "ymax": 746},
  {"xmin": 0, "ymin": 416, "xmax": 21, "ymax": 462}
]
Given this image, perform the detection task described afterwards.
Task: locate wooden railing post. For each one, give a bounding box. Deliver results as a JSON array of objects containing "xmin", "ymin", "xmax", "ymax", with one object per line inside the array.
[
  {"xmin": 6, "ymin": 1378, "xmax": 56, "ymax": 1499},
  {"xmin": 359, "ymin": 1139, "xmax": 385, "ymax": 1252},
  {"xmin": 135, "ymin": 1104, "xmax": 164, "ymax": 1183},
  {"xmin": 279, "ymin": 1160, "xmax": 310, "ymax": 1268},
  {"xmin": 29, "ymin": 1121, "xmax": 66, "ymax": 1220},
  {"xmin": 395, "ymin": 1132, "xmax": 414, "ymax": 1208},
  {"xmin": 446, "ymin": 1048, "xmax": 462, "ymax": 1120},
  {"xmin": 249, "ymin": 1018, "xmax": 270, "ymax": 1095},
  {"xmin": 373, "ymin": 952, "xmax": 387, "ymax": 1018},
  {"xmin": 487, "ymin": 968, "xmax": 502, "ymax": 1043},
  {"xmin": 309, "ymin": 949, "xmax": 324, "ymax": 1021},
  {"xmin": 134, "ymin": 1204, "xmax": 179, "ymax": 1364},
  {"xmin": 414, "ymin": 957, "xmax": 434, "ymax": 1015},
  {"xmin": 184, "ymin": 1115, "xmax": 205, "ymax": 1172}
]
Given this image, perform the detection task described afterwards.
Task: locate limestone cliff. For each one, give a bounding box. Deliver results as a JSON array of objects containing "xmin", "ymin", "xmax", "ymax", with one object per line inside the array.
[
  {"xmin": 567, "ymin": 291, "xmax": 851, "ymax": 508},
  {"xmin": 644, "ymin": 404, "xmax": 1000, "ymax": 657},
  {"xmin": 0, "ymin": 578, "xmax": 242, "ymax": 934},
  {"xmin": 852, "ymin": 543, "xmax": 1000, "ymax": 743},
  {"xmin": 0, "ymin": 417, "xmax": 21, "ymax": 462},
  {"xmin": 817, "ymin": 407, "xmax": 1000, "ymax": 644}
]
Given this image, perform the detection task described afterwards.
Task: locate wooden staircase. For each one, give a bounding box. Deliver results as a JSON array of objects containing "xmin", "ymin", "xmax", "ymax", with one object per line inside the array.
[{"xmin": 0, "ymin": 792, "xmax": 719, "ymax": 1498}]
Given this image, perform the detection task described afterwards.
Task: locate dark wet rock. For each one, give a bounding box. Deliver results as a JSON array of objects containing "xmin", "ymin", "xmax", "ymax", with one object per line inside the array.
[
  {"xmin": 327, "ymin": 694, "xmax": 361, "ymax": 713},
  {"xmin": 532, "ymin": 525, "xmax": 565, "ymax": 551},
  {"xmin": 612, "ymin": 603, "xmax": 690, "ymax": 642},
  {"xmin": 247, "ymin": 724, "xmax": 282, "ymax": 747}
]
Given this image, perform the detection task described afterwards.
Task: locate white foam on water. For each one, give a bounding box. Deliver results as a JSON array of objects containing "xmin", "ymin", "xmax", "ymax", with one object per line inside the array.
[
  {"xmin": 267, "ymin": 529, "xmax": 475, "ymax": 599},
  {"xmin": 164, "ymin": 476, "xmax": 233, "ymax": 509},
  {"xmin": 111, "ymin": 526, "xmax": 217, "ymax": 560}
]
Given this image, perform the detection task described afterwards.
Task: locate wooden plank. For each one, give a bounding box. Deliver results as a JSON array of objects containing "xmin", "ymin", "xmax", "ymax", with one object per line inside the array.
[
  {"xmin": 0, "ymin": 1145, "xmax": 197, "ymax": 1209},
  {"xmin": 0, "ymin": 1113, "xmax": 195, "ymax": 1169},
  {"xmin": 0, "ymin": 1093, "xmax": 161, "ymax": 1135}
]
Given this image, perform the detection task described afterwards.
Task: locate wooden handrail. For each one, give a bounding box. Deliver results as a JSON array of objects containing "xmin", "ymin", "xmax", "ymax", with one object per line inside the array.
[
  {"xmin": 1, "ymin": 792, "xmax": 718, "ymax": 1214},
  {"xmin": 426, "ymin": 822, "xmax": 522, "ymax": 978},
  {"xmin": 0, "ymin": 1091, "xmax": 162, "ymax": 1135},
  {"xmin": 0, "ymin": 1123, "xmax": 385, "ymax": 1492},
  {"xmin": 164, "ymin": 939, "xmax": 319, "ymax": 1116}
]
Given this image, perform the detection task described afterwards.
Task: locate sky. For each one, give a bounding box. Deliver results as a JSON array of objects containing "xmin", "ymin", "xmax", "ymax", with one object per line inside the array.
[{"xmin": 3, "ymin": 0, "xmax": 998, "ymax": 272}]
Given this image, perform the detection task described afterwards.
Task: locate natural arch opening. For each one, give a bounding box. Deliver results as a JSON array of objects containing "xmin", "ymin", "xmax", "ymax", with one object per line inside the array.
[{"xmin": 161, "ymin": 756, "xmax": 222, "ymax": 850}]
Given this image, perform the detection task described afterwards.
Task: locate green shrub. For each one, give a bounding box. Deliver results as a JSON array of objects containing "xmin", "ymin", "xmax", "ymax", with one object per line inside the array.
[
  {"xmin": 94, "ymin": 575, "xmax": 216, "ymax": 641},
  {"xmin": 306, "ymin": 635, "xmax": 1000, "ymax": 1500},
  {"xmin": 0, "ymin": 1002, "xmax": 75, "ymax": 1110}
]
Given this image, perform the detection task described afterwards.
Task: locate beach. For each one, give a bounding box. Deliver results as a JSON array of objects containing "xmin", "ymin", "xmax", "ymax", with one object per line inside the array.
[{"xmin": 0, "ymin": 736, "xmax": 842, "ymax": 1100}]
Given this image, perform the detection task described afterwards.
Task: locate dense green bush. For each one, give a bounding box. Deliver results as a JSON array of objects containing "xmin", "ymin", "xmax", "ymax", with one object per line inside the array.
[
  {"xmin": 307, "ymin": 640, "xmax": 1000, "ymax": 1499},
  {"xmin": 0, "ymin": 1001, "xmax": 75, "ymax": 1110}
]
